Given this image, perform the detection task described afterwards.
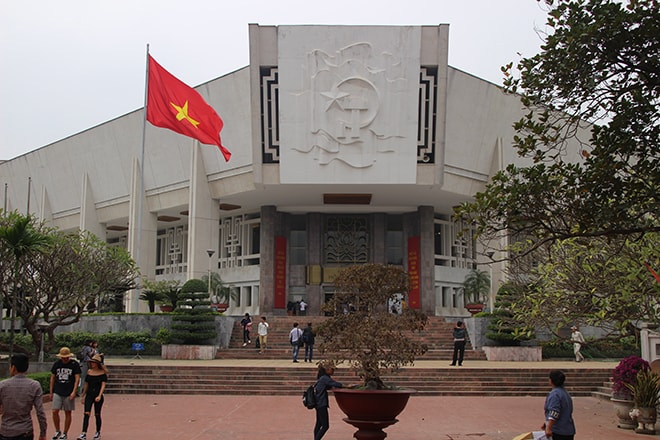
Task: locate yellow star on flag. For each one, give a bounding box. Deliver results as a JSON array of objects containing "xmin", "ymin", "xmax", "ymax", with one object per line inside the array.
[{"xmin": 170, "ymin": 101, "xmax": 200, "ymax": 128}]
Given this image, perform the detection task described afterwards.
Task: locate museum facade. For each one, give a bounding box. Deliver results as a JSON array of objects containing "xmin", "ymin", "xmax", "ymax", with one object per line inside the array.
[{"xmin": 1, "ymin": 24, "xmax": 544, "ymax": 317}]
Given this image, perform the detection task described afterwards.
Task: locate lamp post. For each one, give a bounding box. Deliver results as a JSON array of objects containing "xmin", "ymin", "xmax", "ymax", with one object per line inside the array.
[
  {"xmin": 486, "ymin": 251, "xmax": 495, "ymax": 312},
  {"xmin": 206, "ymin": 249, "xmax": 215, "ymax": 299}
]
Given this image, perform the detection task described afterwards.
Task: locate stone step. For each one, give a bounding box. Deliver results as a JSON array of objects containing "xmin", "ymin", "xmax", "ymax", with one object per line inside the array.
[{"xmin": 104, "ymin": 365, "xmax": 612, "ymax": 397}]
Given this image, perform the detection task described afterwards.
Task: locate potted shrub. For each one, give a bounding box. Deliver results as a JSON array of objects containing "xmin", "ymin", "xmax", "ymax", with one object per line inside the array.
[
  {"xmin": 316, "ymin": 264, "xmax": 428, "ymax": 440},
  {"xmin": 462, "ymin": 269, "xmax": 490, "ymax": 315},
  {"xmin": 626, "ymin": 369, "xmax": 660, "ymax": 434},
  {"xmin": 162, "ymin": 278, "xmax": 217, "ymax": 360},
  {"xmin": 142, "ymin": 279, "xmax": 181, "ymax": 312},
  {"xmin": 611, "ymin": 355, "xmax": 650, "ymax": 430},
  {"xmin": 203, "ymin": 272, "xmax": 237, "ymax": 312}
]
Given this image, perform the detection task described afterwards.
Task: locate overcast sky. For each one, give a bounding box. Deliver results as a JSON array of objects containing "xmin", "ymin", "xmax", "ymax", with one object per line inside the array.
[{"xmin": 0, "ymin": 0, "xmax": 551, "ymax": 160}]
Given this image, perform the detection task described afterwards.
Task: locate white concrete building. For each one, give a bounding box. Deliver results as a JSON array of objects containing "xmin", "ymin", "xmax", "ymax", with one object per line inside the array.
[{"xmin": 1, "ymin": 24, "xmax": 544, "ymax": 317}]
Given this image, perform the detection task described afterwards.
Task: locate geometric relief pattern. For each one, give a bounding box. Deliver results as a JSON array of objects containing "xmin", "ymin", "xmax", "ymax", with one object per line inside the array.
[
  {"xmin": 418, "ymin": 66, "xmax": 437, "ymax": 163},
  {"xmin": 324, "ymin": 215, "xmax": 369, "ymax": 264},
  {"xmin": 260, "ymin": 66, "xmax": 280, "ymax": 163},
  {"xmin": 261, "ymin": 66, "xmax": 437, "ymax": 164}
]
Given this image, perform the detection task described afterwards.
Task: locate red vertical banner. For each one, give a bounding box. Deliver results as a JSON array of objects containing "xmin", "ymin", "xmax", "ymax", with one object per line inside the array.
[
  {"xmin": 274, "ymin": 236, "xmax": 287, "ymax": 309},
  {"xmin": 407, "ymin": 236, "xmax": 421, "ymax": 309}
]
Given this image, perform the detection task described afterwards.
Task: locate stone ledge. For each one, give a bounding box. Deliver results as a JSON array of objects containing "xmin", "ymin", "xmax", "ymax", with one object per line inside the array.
[
  {"xmin": 482, "ymin": 346, "xmax": 542, "ymax": 362},
  {"xmin": 161, "ymin": 344, "xmax": 217, "ymax": 360}
]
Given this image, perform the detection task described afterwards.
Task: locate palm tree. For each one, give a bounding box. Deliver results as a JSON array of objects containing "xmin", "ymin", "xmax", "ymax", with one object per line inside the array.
[
  {"xmin": 462, "ymin": 269, "xmax": 490, "ymax": 305},
  {"xmin": 0, "ymin": 214, "xmax": 52, "ymax": 359}
]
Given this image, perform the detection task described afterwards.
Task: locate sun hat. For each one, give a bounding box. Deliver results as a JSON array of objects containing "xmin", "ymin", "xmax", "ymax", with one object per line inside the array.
[
  {"xmin": 88, "ymin": 354, "xmax": 104, "ymax": 364},
  {"xmin": 56, "ymin": 347, "xmax": 72, "ymax": 358}
]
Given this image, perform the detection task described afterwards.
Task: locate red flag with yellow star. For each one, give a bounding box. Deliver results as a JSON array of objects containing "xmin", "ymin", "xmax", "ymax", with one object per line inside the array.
[{"xmin": 147, "ymin": 55, "xmax": 231, "ymax": 161}]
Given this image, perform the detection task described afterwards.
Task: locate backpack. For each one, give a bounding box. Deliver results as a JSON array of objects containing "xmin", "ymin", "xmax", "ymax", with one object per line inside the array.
[{"xmin": 302, "ymin": 383, "xmax": 317, "ymax": 409}]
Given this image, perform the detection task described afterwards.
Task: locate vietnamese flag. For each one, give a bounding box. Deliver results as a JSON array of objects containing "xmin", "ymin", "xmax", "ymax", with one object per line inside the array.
[{"xmin": 147, "ymin": 55, "xmax": 231, "ymax": 161}]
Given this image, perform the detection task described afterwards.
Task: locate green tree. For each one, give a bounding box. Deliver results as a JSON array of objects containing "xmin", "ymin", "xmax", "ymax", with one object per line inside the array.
[
  {"xmin": 462, "ymin": 269, "xmax": 490, "ymax": 304},
  {"xmin": 20, "ymin": 230, "xmax": 137, "ymax": 354},
  {"xmin": 170, "ymin": 279, "xmax": 216, "ymax": 344},
  {"xmin": 509, "ymin": 233, "xmax": 660, "ymax": 339},
  {"xmin": 0, "ymin": 212, "xmax": 52, "ymax": 358},
  {"xmin": 457, "ymin": 0, "xmax": 659, "ymax": 258},
  {"xmin": 485, "ymin": 282, "xmax": 535, "ymax": 346},
  {"xmin": 141, "ymin": 279, "xmax": 181, "ymax": 311}
]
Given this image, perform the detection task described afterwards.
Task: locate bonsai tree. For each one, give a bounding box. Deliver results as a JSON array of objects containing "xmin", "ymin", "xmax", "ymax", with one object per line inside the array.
[
  {"xmin": 462, "ymin": 269, "xmax": 490, "ymax": 305},
  {"xmin": 316, "ymin": 264, "xmax": 428, "ymax": 389},
  {"xmin": 485, "ymin": 282, "xmax": 534, "ymax": 346},
  {"xmin": 170, "ymin": 278, "xmax": 216, "ymax": 344}
]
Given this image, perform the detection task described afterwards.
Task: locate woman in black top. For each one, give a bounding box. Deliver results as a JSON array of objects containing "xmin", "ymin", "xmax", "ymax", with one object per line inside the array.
[
  {"xmin": 314, "ymin": 361, "xmax": 343, "ymax": 440},
  {"xmin": 77, "ymin": 355, "xmax": 108, "ymax": 440}
]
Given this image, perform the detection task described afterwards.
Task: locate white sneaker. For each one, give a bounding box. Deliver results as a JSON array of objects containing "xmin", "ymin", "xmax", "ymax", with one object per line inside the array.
[
  {"xmin": 52, "ymin": 432, "xmax": 61, "ymax": 440},
  {"xmin": 78, "ymin": 433, "xmax": 86, "ymax": 440},
  {"xmin": 93, "ymin": 432, "xmax": 101, "ymax": 439},
  {"xmin": 59, "ymin": 434, "xmax": 68, "ymax": 440},
  {"xmin": 242, "ymin": 343, "xmax": 247, "ymax": 347}
]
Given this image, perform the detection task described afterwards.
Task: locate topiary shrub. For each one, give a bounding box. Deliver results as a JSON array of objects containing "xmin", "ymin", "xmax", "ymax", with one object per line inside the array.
[
  {"xmin": 170, "ymin": 278, "xmax": 216, "ymax": 344},
  {"xmin": 485, "ymin": 282, "xmax": 534, "ymax": 346}
]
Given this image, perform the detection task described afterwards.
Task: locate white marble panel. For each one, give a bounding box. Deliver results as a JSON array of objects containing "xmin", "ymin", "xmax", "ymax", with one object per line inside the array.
[{"xmin": 279, "ymin": 26, "xmax": 420, "ymax": 184}]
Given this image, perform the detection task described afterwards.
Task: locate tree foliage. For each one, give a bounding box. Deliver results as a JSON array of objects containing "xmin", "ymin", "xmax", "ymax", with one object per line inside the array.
[
  {"xmin": 456, "ymin": 0, "xmax": 659, "ymax": 258},
  {"xmin": 316, "ymin": 264, "xmax": 428, "ymax": 389},
  {"xmin": 508, "ymin": 233, "xmax": 660, "ymax": 338},
  {"xmin": 0, "ymin": 212, "xmax": 138, "ymax": 355}
]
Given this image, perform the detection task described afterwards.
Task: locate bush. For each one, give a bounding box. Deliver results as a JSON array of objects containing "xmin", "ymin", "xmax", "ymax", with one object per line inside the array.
[
  {"xmin": 58, "ymin": 331, "xmax": 163, "ymax": 357},
  {"xmin": 170, "ymin": 279, "xmax": 217, "ymax": 344},
  {"xmin": 541, "ymin": 336, "xmax": 639, "ymax": 359},
  {"xmin": 27, "ymin": 372, "xmax": 51, "ymax": 393}
]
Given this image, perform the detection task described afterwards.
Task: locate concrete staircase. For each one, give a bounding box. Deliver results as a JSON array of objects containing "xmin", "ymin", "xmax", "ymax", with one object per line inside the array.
[
  {"xmin": 102, "ymin": 316, "xmax": 614, "ymax": 397},
  {"xmin": 215, "ymin": 316, "xmax": 488, "ymax": 361},
  {"xmin": 104, "ymin": 364, "xmax": 612, "ymax": 397}
]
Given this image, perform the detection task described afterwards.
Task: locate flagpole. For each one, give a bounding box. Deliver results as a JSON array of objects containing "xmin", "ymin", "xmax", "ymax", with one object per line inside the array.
[{"xmin": 134, "ymin": 43, "xmax": 150, "ymax": 313}]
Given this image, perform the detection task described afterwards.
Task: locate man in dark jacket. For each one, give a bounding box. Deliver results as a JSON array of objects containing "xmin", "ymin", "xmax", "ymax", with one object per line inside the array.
[
  {"xmin": 450, "ymin": 321, "xmax": 467, "ymax": 366},
  {"xmin": 302, "ymin": 322, "xmax": 315, "ymax": 363}
]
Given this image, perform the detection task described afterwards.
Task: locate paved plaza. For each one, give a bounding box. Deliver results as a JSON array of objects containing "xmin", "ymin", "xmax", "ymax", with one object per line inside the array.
[{"xmin": 29, "ymin": 358, "xmax": 651, "ymax": 439}]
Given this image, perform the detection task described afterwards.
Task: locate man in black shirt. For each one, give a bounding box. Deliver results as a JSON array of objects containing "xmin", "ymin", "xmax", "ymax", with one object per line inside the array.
[{"xmin": 49, "ymin": 347, "xmax": 81, "ymax": 440}]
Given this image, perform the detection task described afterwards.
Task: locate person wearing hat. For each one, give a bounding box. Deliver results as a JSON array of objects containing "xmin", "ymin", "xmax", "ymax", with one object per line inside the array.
[
  {"xmin": 0, "ymin": 353, "xmax": 48, "ymax": 440},
  {"xmin": 570, "ymin": 326, "xmax": 585, "ymax": 362},
  {"xmin": 571, "ymin": 326, "xmax": 585, "ymax": 362},
  {"xmin": 77, "ymin": 354, "xmax": 108, "ymax": 440},
  {"xmin": 313, "ymin": 361, "xmax": 343, "ymax": 440},
  {"xmin": 50, "ymin": 347, "xmax": 82, "ymax": 440}
]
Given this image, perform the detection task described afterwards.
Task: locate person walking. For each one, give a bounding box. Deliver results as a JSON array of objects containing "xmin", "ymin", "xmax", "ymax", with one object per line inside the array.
[
  {"xmin": 77, "ymin": 355, "xmax": 108, "ymax": 440},
  {"xmin": 302, "ymin": 322, "xmax": 315, "ymax": 363},
  {"xmin": 314, "ymin": 361, "xmax": 343, "ymax": 440},
  {"xmin": 289, "ymin": 322, "xmax": 303, "ymax": 363},
  {"xmin": 299, "ymin": 299, "xmax": 307, "ymax": 316},
  {"xmin": 570, "ymin": 326, "xmax": 585, "ymax": 362},
  {"xmin": 543, "ymin": 370, "xmax": 576, "ymax": 440},
  {"xmin": 450, "ymin": 320, "xmax": 466, "ymax": 366},
  {"xmin": 0, "ymin": 353, "xmax": 48, "ymax": 440},
  {"xmin": 50, "ymin": 347, "xmax": 82, "ymax": 440},
  {"xmin": 257, "ymin": 316, "xmax": 269, "ymax": 354},
  {"xmin": 240, "ymin": 313, "xmax": 252, "ymax": 347},
  {"xmin": 77, "ymin": 340, "xmax": 95, "ymax": 394}
]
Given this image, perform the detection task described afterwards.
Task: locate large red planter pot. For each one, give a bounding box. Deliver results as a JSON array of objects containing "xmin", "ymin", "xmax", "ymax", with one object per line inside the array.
[{"xmin": 333, "ymin": 388, "xmax": 415, "ymax": 439}]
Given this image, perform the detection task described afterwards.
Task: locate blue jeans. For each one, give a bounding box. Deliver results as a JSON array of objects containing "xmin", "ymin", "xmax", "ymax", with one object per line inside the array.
[
  {"xmin": 292, "ymin": 342, "xmax": 301, "ymax": 361},
  {"xmin": 305, "ymin": 343, "xmax": 314, "ymax": 361}
]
